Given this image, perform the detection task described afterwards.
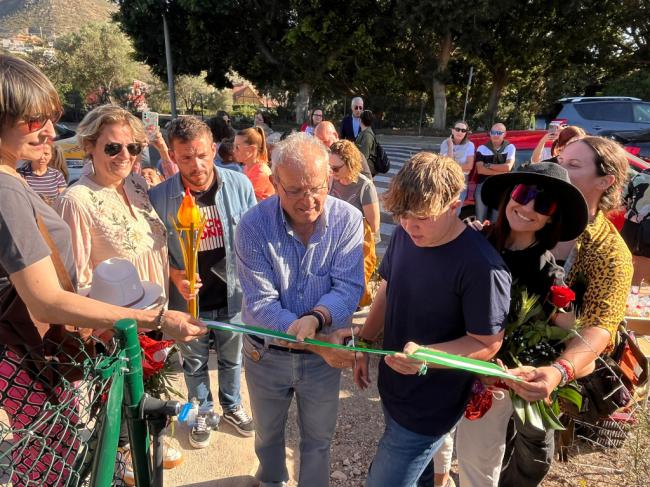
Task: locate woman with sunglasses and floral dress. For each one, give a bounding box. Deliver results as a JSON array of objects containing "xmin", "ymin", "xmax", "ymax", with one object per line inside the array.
[
  {"xmin": 55, "ymin": 105, "xmax": 169, "ymax": 301},
  {"xmin": 423, "ymin": 162, "xmax": 589, "ymax": 487},
  {"xmin": 440, "ymin": 121, "xmax": 475, "ymax": 212},
  {"xmin": 329, "ymin": 140, "xmax": 380, "ymax": 306}
]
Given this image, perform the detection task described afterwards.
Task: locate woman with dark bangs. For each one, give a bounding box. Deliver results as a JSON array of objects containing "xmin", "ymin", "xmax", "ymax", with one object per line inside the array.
[{"xmin": 0, "ymin": 54, "xmax": 205, "ymax": 486}]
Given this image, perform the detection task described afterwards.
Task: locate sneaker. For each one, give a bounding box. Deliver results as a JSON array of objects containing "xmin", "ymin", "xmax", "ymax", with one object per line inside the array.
[
  {"xmin": 116, "ymin": 445, "xmax": 134, "ymax": 487},
  {"xmin": 222, "ymin": 405, "xmax": 255, "ymax": 437},
  {"xmin": 189, "ymin": 412, "xmax": 213, "ymax": 449}
]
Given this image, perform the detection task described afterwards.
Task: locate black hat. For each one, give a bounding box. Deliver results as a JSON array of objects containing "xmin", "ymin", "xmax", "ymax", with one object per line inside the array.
[{"xmin": 481, "ymin": 161, "xmax": 588, "ymax": 241}]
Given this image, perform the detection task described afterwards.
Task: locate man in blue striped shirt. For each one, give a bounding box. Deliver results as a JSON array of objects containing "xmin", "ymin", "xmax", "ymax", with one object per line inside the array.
[{"xmin": 236, "ymin": 132, "xmax": 364, "ymax": 487}]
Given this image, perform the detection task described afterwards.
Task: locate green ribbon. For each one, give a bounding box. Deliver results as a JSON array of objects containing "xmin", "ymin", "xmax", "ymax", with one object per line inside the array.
[{"xmin": 205, "ymin": 320, "xmax": 521, "ymax": 382}]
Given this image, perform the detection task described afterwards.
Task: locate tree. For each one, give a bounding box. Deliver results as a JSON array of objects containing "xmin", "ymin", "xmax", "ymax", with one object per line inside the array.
[
  {"xmin": 51, "ymin": 22, "xmax": 142, "ymax": 105},
  {"xmin": 116, "ymin": 0, "xmax": 396, "ymax": 122}
]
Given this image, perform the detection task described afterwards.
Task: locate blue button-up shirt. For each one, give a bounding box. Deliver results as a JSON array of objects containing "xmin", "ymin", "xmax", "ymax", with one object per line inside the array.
[{"xmin": 235, "ymin": 195, "xmax": 364, "ymax": 332}]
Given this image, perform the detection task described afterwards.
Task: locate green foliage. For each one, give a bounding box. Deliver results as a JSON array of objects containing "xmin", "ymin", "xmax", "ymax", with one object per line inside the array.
[
  {"xmin": 52, "ymin": 22, "xmax": 140, "ymax": 105},
  {"xmin": 116, "ymin": 0, "xmax": 650, "ymax": 130},
  {"xmin": 604, "ymin": 70, "xmax": 650, "ymax": 101}
]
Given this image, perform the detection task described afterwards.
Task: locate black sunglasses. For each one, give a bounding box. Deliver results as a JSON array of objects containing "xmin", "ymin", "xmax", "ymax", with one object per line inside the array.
[
  {"xmin": 511, "ymin": 184, "xmax": 557, "ymax": 216},
  {"xmin": 453, "ymin": 127, "xmax": 468, "ymax": 133},
  {"xmin": 354, "ymin": 106, "xmax": 363, "ymax": 110},
  {"xmin": 104, "ymin": 142, "xmax": 143, "ymax": 157}
]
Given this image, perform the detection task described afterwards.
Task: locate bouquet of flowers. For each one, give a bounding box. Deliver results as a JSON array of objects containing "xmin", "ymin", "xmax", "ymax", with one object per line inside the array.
[
  {"xmin": 139, "ymin": 334, "xmax": 182, "ymax": 399},
  {"xmin": 498, "ymin": 283, "xmax": 583, "ymax": 431}
]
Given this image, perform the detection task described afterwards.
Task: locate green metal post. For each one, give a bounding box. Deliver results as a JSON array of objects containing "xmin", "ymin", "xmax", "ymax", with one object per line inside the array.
[
  {"xmin": 90, "ymin": 369, "xmax": 124, "ymax": 487},
  {"xmin": 115, "ymin": 318, "xmax": 151, "ymax": 486}
]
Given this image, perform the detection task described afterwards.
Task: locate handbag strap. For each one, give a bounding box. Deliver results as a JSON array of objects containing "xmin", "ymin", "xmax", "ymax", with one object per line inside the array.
[{"xmin": 35, "ymin": 215, "xmax": 75, "ymax": 294}]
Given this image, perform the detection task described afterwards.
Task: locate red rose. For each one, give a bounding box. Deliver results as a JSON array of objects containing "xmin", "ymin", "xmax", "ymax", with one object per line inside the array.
[
  {"xmin": 550, "ymin": 285, "xmax": 575, "ymax": 309},
  {"xmin": 139, "ymin": 334, "xmax": 175, "ymax": 380}
]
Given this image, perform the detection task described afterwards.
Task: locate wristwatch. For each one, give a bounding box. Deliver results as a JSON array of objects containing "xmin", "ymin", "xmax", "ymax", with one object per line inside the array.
[{"xmin": 484, "ymin": 162, "xmax": 492, "ymax": 169}]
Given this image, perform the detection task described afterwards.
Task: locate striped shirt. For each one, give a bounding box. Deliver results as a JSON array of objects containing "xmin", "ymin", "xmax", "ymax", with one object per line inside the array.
[
  {"xmin": 17, "ymin": 164, "xmax": 66, "ymax": 201},
  {"xmin": 235, "ymin": 195, "xmax": 365, "ymax": 332}
]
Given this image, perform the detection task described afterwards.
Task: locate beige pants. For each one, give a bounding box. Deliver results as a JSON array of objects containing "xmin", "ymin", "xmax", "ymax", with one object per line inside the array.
[{"xmin": 456, "ymin": 388, "xmax": 513, "ymax": 487}]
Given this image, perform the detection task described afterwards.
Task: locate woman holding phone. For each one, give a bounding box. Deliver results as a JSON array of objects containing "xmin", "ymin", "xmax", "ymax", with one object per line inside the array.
[{"xmin": 531, "ymin": 124, "xmax": 585, "ymax": 163}]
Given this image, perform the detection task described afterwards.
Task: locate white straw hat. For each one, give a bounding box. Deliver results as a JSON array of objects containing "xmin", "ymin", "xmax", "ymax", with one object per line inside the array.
[{"xmin": 79, "ymin": 258, "xmax": 163, "ymax": 309}]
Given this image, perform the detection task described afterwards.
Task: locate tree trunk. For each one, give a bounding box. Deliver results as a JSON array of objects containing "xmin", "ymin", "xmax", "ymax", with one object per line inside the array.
[
  {"xmin": 295, "ymin": 83, "xmax": 311, "ymax": 124},
  {"xmin": 432, "ymin": 31, "xmax": 453, "ymax": 131},
  {"xmin": 485, "ymin": 69, "xmax": 508, "ymax": 126}
]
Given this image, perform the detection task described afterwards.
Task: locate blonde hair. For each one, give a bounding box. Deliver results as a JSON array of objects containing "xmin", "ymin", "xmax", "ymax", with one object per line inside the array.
[
  {"xmin": 238, "ymin": 127, "xmax": 269, "ymax": 163},
  {"xmin": 383, "ymin": 152, "xmax": 465, "ymax": 217},
  {"xmin": 573, "ymin": 136, "xmax": 630, "ymax": 213},
  {"xmin": 76, "ymin": 104, "xmax": 146, "ymax": 158},
  {"xmin": 329, "ymin": 140, "xmax": 363, "ymax": 182},
  {"xmin": 49, "ymin": 143, "xmax": 69, "ymax": 182},
  {"xmin": 0, "ymin": 54, "xmax": 61, "ymax": 130}
]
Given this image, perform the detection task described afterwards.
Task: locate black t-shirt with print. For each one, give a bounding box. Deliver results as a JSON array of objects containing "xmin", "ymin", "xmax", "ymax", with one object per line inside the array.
[{"xmin": 193, "ymin": 175, "xmax": 227, "ymax": 312}]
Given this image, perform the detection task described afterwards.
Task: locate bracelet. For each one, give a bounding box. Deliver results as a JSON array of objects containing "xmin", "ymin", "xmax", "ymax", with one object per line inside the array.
[
  {"xmin": 154, "ymin": 307, "xmax": 166, "ymax": 331},
  {"xmin": 417, "ymin": 362, "xmax": 428, "ymax": 376},
  {"xmin": 556, "ymin": 358, "xmax": 576, "ymax": 383},
  {"xmin": 312, "ymin": 308, "xmax": 330, "ymax": 328},
  {"xmin": 299, "ymin": 310, "xmax": 324, "ymax": 333},
  {"xmin": 551, "ymin": 362, "xmax": 568, "ymax": 387}
]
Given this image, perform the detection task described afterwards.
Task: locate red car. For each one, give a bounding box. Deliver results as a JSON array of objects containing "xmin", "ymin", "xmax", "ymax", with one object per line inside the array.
[{"xmin": 461, "ymin": 130, "xmax": 650, "ymax": 228}]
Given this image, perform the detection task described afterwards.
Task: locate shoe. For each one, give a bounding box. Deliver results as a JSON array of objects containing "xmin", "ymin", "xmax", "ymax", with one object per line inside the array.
[
  {"xmin": 162, "ymin": 436, "xmax": 184, "ymax": 469},
  {"xmin": 189, "ymin": 412, "xmax": 213, "ymax": 449},
  {"xmin": 222, "ymin": 405, "xmax": 255, "ymax": 437},
  {"xmin": 116, "ymin": 445, "xmax": 134, "ymax": 487}
]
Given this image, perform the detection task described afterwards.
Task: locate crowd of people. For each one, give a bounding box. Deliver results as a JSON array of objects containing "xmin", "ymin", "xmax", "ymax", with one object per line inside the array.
[{"xmin": 0, "ymin": 53, "xmax": 638, "ymax": 487}]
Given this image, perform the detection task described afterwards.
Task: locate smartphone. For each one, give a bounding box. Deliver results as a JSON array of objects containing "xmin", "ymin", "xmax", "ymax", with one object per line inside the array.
[
  {"xmin": 548, "ymin": 121, "xmax": 560, "ymax": 133},
  {"xmin": 142, "ymin": 111, "xmax": 159, "ymax": 140}
]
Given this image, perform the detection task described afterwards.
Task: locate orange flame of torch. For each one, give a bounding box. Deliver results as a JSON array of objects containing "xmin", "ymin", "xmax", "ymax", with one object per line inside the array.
[{"xmin": 175, "ymin": 187, "xmax": 205, "ymax": 317}]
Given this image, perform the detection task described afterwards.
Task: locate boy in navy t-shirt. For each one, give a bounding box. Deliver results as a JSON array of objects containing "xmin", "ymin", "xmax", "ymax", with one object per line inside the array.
[{"xmin": 355, "ymin": 152, "xmax": 511, "ymax": 487}]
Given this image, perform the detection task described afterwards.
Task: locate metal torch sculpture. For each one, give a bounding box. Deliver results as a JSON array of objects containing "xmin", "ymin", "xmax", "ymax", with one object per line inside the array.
[{"xmin": 171, "ymin": 187, "xmax": 206, "ymax": 317}]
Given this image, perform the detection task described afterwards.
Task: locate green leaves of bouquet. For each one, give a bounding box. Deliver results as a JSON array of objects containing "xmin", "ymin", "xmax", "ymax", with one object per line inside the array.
[{"xmin": 501, "ymin": 284, "xmax": 582, "ymax": 431}]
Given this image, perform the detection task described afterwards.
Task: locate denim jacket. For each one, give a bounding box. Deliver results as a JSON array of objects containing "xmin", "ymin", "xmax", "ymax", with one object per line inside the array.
[{"xmin": 149, "ymin": 165, "xmax": 256, "ymax": 316}]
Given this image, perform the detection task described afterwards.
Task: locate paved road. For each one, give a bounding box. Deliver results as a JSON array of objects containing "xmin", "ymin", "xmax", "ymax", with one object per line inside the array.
[{"xmin": 373, "ymin": 143, "xmax": 435, "ymax": 258}]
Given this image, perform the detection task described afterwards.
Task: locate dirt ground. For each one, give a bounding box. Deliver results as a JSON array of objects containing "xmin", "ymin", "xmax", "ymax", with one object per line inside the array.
[{"xmin": 164, "ymin": 350, "xmax": 639, "ymax": 487}]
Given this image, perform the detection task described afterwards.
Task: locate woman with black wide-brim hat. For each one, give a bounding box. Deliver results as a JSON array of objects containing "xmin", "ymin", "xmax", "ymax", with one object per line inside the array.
[{"xmin": 437, "ymin": 162, "xmax": 589, "ymax": 487}]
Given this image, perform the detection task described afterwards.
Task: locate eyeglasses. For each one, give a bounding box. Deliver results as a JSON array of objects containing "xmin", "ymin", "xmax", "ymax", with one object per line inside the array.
[
  {"xmin": 490, "ymin": 130, "xmax": 505, "ymax": 136},
  {"xmin": 453, "ymin": 127, "xmax": 468, "ymax": 133},
  {"xmin": 104, "ymin": 142, "xmax": 143, "ymax": 157},
  {"xmin": 353, "ymin": 106, "xmax": 363, "ymax": 110},
  {"xmin": 330, "ymin": 164, "xmax": 345, "ymax": 173},
  {"xmin": 23, "ymin": 111, "xmax": 63, "ymax": 132},
  {"xmin": 313, "ymin": 113, "xmax": 323, "ymax": 118},
  {"xmin": 510, "ymin": 184, "xmax": 557, "ymax": 216},
  {"xmin": 277, "ymin": 178, "xmax": 328, "ymax": 199}
]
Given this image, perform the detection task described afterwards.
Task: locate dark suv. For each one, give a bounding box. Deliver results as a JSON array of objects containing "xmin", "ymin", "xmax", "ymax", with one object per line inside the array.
[{"xmin": 537, "ymin": 97, "xmax": 650, "ymax": 134}]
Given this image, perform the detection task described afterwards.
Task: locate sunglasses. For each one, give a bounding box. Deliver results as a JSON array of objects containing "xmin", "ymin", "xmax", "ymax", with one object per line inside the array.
[
  {"xmin": 510, "ymin": 184, "xmax": 557, "ymax": 216},
  {"xmin": 354, "ymin": 106, "xmax": 363, "ymax": 110},
  {"xmin": 453, "ymin": 127, "xmax": 468, "ymax": 133},
  {"xmin": 104, "ymin": 142, "xmax": 144, "ymax": 157},
  {"xmin": 23, "ymin": 111, "xmax": 63, "ymax": 132},
  {"xmin": 330, "ymin": 164, "xmax": 345, "ymax": 173},
  {"xmin": 490, "ymin": 130, "xmax": 505, "ymax": 136}
]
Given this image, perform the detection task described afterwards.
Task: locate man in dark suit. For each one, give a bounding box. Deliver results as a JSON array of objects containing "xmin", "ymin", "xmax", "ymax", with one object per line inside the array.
[{"xmin": 340, "ymin": 96, "xmax": 364, "ymax": 141}]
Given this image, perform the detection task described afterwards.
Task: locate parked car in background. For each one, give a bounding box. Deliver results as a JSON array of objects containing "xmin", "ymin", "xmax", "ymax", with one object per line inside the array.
[
  {"xmin": 54, "ymin": 134, "xmax": 85, "ymax": 185},
  {"xmin": 600, "ymin": 128, "xmax": 650, "ymax": 162},
  {"xmin": 536, "ymin": 97, "xmax": 650, "ymax": 134},
  {"xmin": 54, "ymin": 123, "xmax": 76, "ymax": 141}
]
